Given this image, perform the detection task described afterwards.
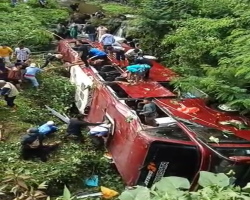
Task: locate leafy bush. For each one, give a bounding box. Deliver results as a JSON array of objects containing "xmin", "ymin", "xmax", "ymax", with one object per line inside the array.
[
  {"xmin": 0, "ymin": 0, "xmax": 68, "ymax": 50},
  {"xmin": 119, "ymin": 171, "xmax": 250, "ymax": 200},
  {"xmin": 128, "ymin": 0, "xmax": 250, "ymax": 112}
]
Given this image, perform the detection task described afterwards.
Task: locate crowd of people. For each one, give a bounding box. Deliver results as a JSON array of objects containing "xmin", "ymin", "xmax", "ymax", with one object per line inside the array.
[{"xmin": 0, "ymin": 0, "xmax": 158, "ymax": 162}]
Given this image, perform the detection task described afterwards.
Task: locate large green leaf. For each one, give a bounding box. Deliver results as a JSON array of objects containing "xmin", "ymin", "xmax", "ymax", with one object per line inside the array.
[
  {"xmin": 198, "ymin": 171, "xmax": 230, "ymax": 187},
  {"xmin": 63, "ymin": 185, "xmax": 71, "ymax": 200},
  {"xmin": 154, "ymin": 176, "xmax": 190, "ymax": 191}
]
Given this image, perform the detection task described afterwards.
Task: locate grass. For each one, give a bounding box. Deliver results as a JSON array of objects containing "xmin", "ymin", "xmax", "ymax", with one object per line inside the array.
[{"xmin": 85, "ymin": 0, "xmax": 139, "ymax": 15}]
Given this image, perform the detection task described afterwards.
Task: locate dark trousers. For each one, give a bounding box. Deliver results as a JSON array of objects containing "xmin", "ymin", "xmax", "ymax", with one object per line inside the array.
[
  {"xmin": 88, "ymin": 33, "xmax": 96, "ymax": 42},
  {"xmin": 41, "ymin": 59, "xmax": 50, "ymax": 68},
  {"xmin": 115, "ymin": 50, "xmax": 125, "ymax": 61},
  {"xmin": 81, "ymin": 56, "xmax": 89, "ymax": 67},
  {"xmin": 64, "ymin": 132, "xmax": 84, "ymax": 142},
  {"xmin": 144, "ymin": 68, "xmax": 150, "ymax": 80},
  {"xmin": 5, "ymin": 96, "xmax": 16, "ymax": 107}
]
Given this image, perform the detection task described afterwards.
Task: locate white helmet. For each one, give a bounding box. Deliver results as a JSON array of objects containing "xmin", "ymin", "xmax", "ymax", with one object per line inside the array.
[{"xmin": 47, "ymin": 121, "xmax": 54, "ymax": 125}]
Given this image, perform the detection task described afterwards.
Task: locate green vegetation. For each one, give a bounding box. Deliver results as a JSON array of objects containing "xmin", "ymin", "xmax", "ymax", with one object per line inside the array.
[
  {"xmin": 0, "ymin": 0, "xmax": 68, "ymax": 50},
  {"xmin": 121, "ymin": 0, "xmax": 250, "ymax": 113},
  {"xmin": 0, "ymin": 1, "xmax": 124, "ymax": 199},
  {"xmin": 119, "ymin": 171, "xmax": 250, "ymax": 200}
]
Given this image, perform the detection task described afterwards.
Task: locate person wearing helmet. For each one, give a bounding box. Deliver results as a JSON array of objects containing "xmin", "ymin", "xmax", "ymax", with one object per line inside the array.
[{"xmin": 38, "ymin": 121, "xmax": 58, "ymax": 137}]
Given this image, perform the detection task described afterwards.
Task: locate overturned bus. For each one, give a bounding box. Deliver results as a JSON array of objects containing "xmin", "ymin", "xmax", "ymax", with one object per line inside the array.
[{"xmin": 58, "ymin": 39, "xmax": 250, "ymax": 189}]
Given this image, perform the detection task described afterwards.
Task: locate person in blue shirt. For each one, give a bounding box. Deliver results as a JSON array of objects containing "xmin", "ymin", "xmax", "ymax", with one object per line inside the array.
[
  {"xmin": 24, "ymin": 63, "xmax": 42, "ymax": 89},
  {"xmin": 88, "ymin": 48, "xmax": 108, "ymax": 62},
  {"xmin": 125, "ymin": 64, "xmax": 150, "ymax": 83},
  {"xmin": 38, "ymin": 121, "xmax": 58, "ymax": 137}
]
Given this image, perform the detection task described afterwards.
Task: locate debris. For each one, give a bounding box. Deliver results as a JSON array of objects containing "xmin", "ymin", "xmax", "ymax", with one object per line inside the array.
[
  {"xmin": 101, "ymin": 186, "xmax": 119, "ymax": 199},
  {"xmin": 45, "ymin": 105, "xmax": 70, "ymax": 124},
  {"xmin": 85, "ymin": 175, "xmax": 99, "ymax": 187},
  {"xmin": 76, "ymin": 192, "xmax": 102, "ymax": 199},
  {"xmin": 209, "ymin": 136, "xmax": 219, "ymax": 144},
  {"xmin": 103, "ymin": 153, "xmax": 112, "ymax": 160}
]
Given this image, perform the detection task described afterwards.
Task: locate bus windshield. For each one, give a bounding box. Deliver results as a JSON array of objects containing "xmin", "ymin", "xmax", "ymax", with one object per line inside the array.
[{"xmin": 210, "ymin": 147, "xmax": 250, "ymax": 187}]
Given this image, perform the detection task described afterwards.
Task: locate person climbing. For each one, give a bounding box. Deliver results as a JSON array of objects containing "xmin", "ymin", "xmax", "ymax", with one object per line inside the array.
[
  {"xmin": 70, "ymin": 25, "xmax": 78, "ymax": 39},
  {"xmin": 0, "ymin": 44, "xmax": 13, "ymax": 65},
  {"xmin": 38, "ymin": 121, "xmax": 58, "ymax": 142},
  {"xmin": 14, "ymin": 44, "xmax": 31, "ymax": 63},
  {"xmin": 7, "ymin": 62, "xmax": 22, "ymax": 91},
  {"xmin": 0, "ymin": 80, "xmax": 19, "ymax": 111},
  {"xmin": 124, "ymin": 44, "xmax": 143, "ymax": 64},
  {"xmin": 100, "ymin": 31, "xmax": 115, "ymax": 54},
  {"xmin": 64, "ymin": 114, "xmax": 103, "ymax": 143},
  {"xmin": 83, "ymin": 22, "xmax": 96, "ymax": 42},
  {"xmin": 111, "ymin": 42, "xmax": 126, "ymax": 67},
  {"xmin": 21, "ymin": 128, "xmax": 42, "ymax": 147},
  {"xmin": 97, "ymin": 25, "xmax": 108, "ymax": 42},
  {"xmin": 72, "ymin": 41, "xmax": 91, "ymax": 67},
  {"xmin": 125, "ymin": 64, "xmax": 148, "ymax": 83},
  {"xmin": 88, "ymin": 122, "xmax": 111, "ymax": 148},
  {"xmin": 24, "ymin": 63, "xmax": 42, "ymax": 89},
  {"xmin": 88, "ymin": 48, "xmax": 108, "ymax": 62},
  {"xmin": 41, "ymin": 53, "xmax": 63, "ymax": 68},
  {"xmin": 134, "ymin": 56, "xmax": 153, "ymax": 80},
  {"xmin": 138, "ymin": 98, "xmax": 158, "ymax": 127},
  {"xmin": 0, "ymin": 58, "xmax": 8, "ymax": 81}
]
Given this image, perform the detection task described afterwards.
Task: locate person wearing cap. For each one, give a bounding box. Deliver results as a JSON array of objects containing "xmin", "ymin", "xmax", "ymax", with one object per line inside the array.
[
  {"xmin": 41, "ymin": 53, "xmax": 63, "ymax": 69},
  {"xmin": 138, "ymin": 98, "xmax": 158, "ymax": 127},
  {"xmin": 38, "ymin": 121, "xmax": 58, "ymax": 137},
  {"xmin": 64, "ymin": 114, "xmax": 103, "ymax": 143},
  {"xmin": 0, "ymin": 80, "xmax": 19, "ymax": 110},
  {"xmin": 24, "ymin": 63, "xmax": 42, "ymax": 89},
  {"xmin": 0, "ymin": 45, "xmax": 13, "ymax": 64},
  {"xmin": 88, "ymin": 122, "xmax": 111, "ymax": 148}
]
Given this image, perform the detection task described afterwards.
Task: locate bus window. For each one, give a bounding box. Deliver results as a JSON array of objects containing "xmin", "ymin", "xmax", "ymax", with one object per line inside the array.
[
  {"xmin": 137, "ymin": 141, "xmax": 200, "ymax": 187},
  {"xmin": 211, "ymin": 147, "xmax": 250, "ymax": 187}
]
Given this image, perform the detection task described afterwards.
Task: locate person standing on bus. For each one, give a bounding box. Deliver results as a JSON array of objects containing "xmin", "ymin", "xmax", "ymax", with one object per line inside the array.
[
  {"xmin": 138, "ymin": 98, "xmax": 158, "ymax": 127},
  {"xmin": 100, "ymin": 31, "xmax": 115, "ymax": 54},
  {"xmin": 124, "ymin": 44, "xmax": 143, "ymax": 64},
  {"xmin": 134, "ymin": 57, "xmax": 153, "ymax": 80},
  {"xmin": 111, "ymin": 42, "xmax": 126, "ymax": 67}
]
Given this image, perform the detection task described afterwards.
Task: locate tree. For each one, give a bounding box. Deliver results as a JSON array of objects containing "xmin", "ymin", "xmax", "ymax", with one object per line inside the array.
[{"xmin": 132, "ymin": 0, "xmax": 250, "ymax": 113}]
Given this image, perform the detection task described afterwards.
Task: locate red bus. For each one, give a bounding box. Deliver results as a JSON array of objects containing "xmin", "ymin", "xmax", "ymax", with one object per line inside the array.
[{"xmin": 58, "ymin": 39, "xmax": 250, "ymax": 189}]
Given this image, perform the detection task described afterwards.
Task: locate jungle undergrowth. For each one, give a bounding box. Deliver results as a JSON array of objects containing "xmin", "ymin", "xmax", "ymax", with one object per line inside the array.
[{"xmin": 0, "ymin": 60, "xmax": 124, "ymax": 199}]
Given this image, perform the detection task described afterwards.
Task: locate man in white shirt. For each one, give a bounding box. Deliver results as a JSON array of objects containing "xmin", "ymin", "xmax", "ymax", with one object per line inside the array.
[
  {"xmin": 111, "ymin": 42, "xmax": 126, "ymax": 66},
  {"xmin": 14, "ymin": 44, "xmax": 31, "ymax": 63},
  {"xmin": 97, "ymin": 26, "xmax": 108, "ymax": 42},
  {"xmin": 124, "ymin": 44, "xmax": 143, "ymax": 64},
  {"xmin": 88, "ymin": 123, "xmax": 111, "ymax": 148}
]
